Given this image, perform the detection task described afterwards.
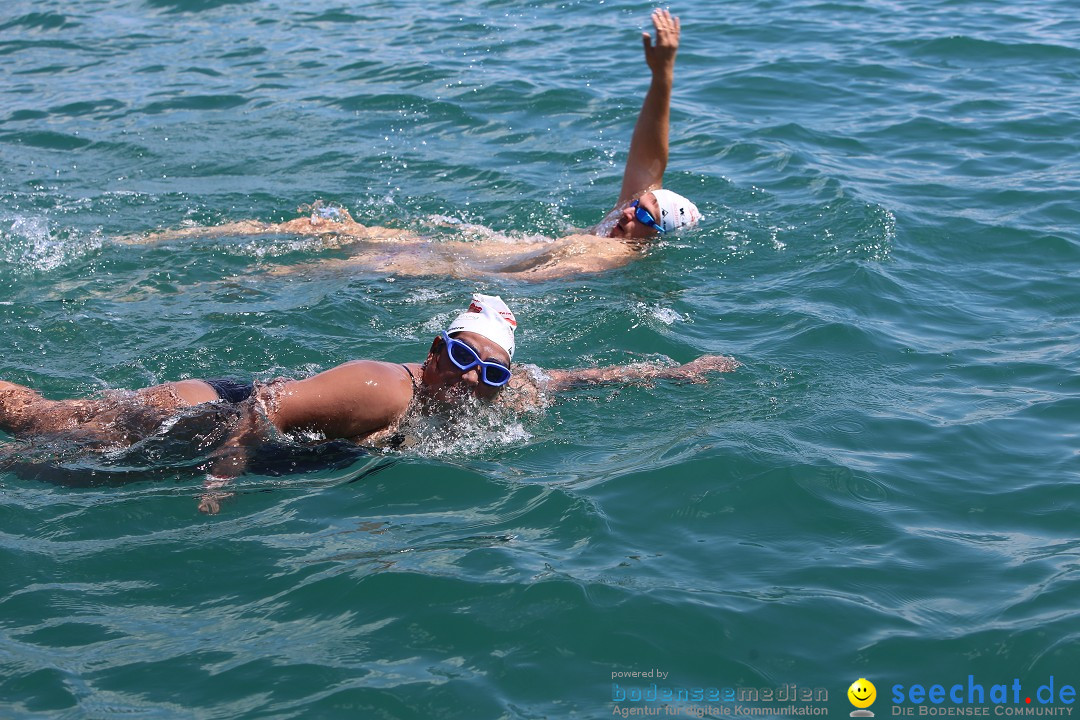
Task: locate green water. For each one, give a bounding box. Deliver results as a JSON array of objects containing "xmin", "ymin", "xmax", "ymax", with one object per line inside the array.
[{"xmin": 2, "ymin": 0, "xmax": 1079, "ymax": 718}]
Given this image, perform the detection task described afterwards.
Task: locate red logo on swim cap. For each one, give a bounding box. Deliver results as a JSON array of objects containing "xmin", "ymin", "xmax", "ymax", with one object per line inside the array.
[{"xmin": 465, "ymin": 297, "xmax": 516, "ymax": 329}]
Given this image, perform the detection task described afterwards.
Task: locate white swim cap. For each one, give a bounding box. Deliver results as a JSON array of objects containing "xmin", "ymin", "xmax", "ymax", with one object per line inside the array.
[
  {"xmin": 650, "ymin": 189, "xmax": 702, "ymax": 232},
  {"xmin": 447, "ymin": 294, "xmax": 518, "ymax": 360}
]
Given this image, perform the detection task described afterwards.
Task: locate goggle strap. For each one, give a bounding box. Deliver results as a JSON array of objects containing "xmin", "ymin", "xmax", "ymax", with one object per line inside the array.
[{"xmin": 632, "ymin": 201, "xmax": 666, "ymax": 233}]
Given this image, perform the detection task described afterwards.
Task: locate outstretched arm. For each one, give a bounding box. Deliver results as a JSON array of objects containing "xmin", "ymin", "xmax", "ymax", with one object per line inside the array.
[
  {"xmin": 545, "ymin": 355, "xmax": 737, "ymax": 393},
  {"xmin": 616, "ymin": 9, "xmax": 681, "ymax": 207}
]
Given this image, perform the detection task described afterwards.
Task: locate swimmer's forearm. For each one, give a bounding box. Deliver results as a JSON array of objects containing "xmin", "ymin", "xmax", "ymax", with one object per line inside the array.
[
  {"xmin": 545, "ymin": 355, "xmax": 738, "ymax": 392},
  {"xmin": 206, "ymin": 444, "xmax": 251, "ymax": 478},
  {"xmin": 546, "ymin": 364, "xmax": 664, "ymax": 390},
  {"xmin": 203, "ymin": 398, "xmax": 272, "ymax": 479},
  {"xmin": 636, "ymin": 73, "xmax": 673, "ymax": 166},
  {"xmin": 197, "ymin": 419, "xmax": 256, "ymax": 513},
  {"xmin": 616, "ymin": 80, "xmax": 672, "ymax": 204},
  {"xmin": 617, "ymin": 11, "xmax": 678, "ymax": 204}
]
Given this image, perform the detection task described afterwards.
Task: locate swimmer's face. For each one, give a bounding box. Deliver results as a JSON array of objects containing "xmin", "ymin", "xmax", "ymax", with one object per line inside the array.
[
  {"xmin": 613, "ymin": 191, "xmax": 663, "ymax": 239},
  {"xmin": 422, "ymin": 331, "xmax": 510, "ymax": 402}
]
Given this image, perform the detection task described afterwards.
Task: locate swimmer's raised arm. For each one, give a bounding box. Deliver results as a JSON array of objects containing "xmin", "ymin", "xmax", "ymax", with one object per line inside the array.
[
  {"xmin": 615, "ymin": 8, "xmax": 680, "ymax": 207},
  {"xmin": 545, "ymin": 354, "xmax": 737, "ymax": 392}
]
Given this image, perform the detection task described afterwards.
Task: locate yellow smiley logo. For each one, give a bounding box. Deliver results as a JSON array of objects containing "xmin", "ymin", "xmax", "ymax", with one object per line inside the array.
[{"xmin": 848, "ymin": 678, "xmax": 876, "ymax": 711}]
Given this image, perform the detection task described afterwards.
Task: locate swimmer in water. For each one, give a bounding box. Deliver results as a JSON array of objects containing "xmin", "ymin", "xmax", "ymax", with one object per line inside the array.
[
  {"xmin": 128, "ymin": 9, "xmax": 699, "ymax": 280},
  {"xmin": 0, "ymin": 294, "xmax": 737, "ymax": 512}
]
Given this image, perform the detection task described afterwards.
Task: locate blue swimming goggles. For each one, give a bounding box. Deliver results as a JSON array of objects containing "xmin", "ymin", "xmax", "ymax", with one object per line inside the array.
[
  {"xmin": 441, "ymin": 331, "xmax": 512, "ymax": 387},
  {"xmin": 632, "ymin": 199, "xmax": 666, "ymax": 234}
]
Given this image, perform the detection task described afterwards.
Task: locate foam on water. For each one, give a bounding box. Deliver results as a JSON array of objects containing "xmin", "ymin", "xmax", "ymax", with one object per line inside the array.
[
  {"xmin": 0, "ymin": 212, "xmax": 103, "ymax": 274},
  {"xmin": 397, "ymin": 400, "xmax": 533, "ymax": 459}
]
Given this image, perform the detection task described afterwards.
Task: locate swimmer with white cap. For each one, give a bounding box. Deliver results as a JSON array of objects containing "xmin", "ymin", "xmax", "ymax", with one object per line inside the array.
[
  {"xmin": 134, "ymin": 9, "xmax": 702, "ymax": 280},
  {"xmin": 598, "ymin": 8, "xmax": 702, "ymax": 241},
  {"xmin": 419, "ymin": 293, "xmax": 518, "ymax": 403},
  {"xmin": 0, "ymin": 293, "xmax": 736, "ymax": 511}
]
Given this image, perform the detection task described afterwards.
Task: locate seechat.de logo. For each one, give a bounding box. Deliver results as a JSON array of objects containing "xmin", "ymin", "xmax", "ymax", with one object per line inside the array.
[{"xmin": 848, "ymin": 678, "xmax": 876, "ymax": 717}]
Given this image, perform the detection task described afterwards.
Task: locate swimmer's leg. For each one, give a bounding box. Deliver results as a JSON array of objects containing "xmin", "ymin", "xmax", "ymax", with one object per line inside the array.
[
  {"xmin": 116, "ymin": 221, "xmax": 273, "ymax": 246},
  {"xmin": 0, "ymin": 380, "xmax": 101, "ymax": 435},
  {"xmin": 0, "ymin": 381, "xmax": 46, "ymax": 434},
  {"xmin": 0, "ymin": 380, "xmax": 220, "ymax": 438}
]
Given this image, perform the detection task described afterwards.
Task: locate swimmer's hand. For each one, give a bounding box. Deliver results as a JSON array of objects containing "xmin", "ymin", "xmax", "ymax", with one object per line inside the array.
[
  {"xmin": 672, "ymin": 355, "xmax": 741, "ymax": 383},
  {"xmin": 299, "ymin": 201, "xmax": 355, "ymax": 227},
  {"xmin": 198, "ymin": 475, "xmax": 235, "ymax": 515},
  {"xmin": 642, "ymin": 8, "xmax": 680, "ymax": 75}
]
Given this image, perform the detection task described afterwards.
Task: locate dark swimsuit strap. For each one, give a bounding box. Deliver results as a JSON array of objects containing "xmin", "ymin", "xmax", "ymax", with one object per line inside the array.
[
  {"xmin": 386, "ymin": 365, "xmax": 420, "ymax": 451},
  {"xmin": 402, "ymin": 364, "xmax": 419, "ymax": 389}
]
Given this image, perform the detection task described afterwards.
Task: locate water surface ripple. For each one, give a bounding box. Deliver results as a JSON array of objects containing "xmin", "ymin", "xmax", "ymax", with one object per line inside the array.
[{"xmin": 1, "ymin": 0, "xmax": 1079, "ymax": 717}]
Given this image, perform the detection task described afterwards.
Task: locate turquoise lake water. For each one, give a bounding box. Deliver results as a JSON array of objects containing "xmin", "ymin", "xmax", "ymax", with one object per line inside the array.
[{"xmin": 2, "ymin": 0, "xmax": 1079, "ymax": 717}]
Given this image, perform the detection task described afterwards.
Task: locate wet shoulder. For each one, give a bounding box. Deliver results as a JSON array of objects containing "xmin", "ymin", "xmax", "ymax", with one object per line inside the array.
[{"xmin": 334, "ymin": 359, "xmax": 415, "ymax": 385}]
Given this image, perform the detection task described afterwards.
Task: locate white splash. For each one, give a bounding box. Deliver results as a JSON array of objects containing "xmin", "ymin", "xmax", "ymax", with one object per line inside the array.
[{"xmin": 0, "ymin": 213, "xmax": 103, "ymax": 273}]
